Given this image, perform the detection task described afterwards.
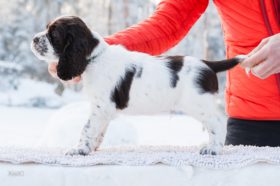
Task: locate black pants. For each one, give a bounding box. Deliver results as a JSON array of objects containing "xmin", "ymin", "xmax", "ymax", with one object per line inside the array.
[{"xmin": 225, "ymin": 118, "xmax": 280, "ymax": 147}]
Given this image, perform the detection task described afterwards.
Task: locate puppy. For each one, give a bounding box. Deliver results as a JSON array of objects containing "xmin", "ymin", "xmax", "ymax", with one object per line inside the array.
[{"xmin": 31, "ymin": 16, "xmax": 242, "ymax": 156}]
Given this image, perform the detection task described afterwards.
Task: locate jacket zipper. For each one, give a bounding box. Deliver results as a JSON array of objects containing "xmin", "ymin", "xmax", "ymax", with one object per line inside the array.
[
  {"xmin": 260, "ymin": 0, "xmax": 280, "ymax": 94},
  {"xmin": 272, "ymin": 0, "xmax": 280, "ymax": 28}
]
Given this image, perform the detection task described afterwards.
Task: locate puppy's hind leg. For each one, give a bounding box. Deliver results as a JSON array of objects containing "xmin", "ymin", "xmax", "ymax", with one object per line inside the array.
[
  {"xmin": 187, "ymin": 95, "xmax": 226, "ymax": 155},
  {"xmin": 199, "ymin": 111, "xmax": 226, "ymax": 155}
]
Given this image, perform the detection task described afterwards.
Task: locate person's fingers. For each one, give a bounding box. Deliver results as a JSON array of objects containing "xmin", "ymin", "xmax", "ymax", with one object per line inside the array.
[
  {"xmin": 48, "ymin": 62, "xmax": 81, "ymax": 83},
  {"xmin": 248, "ymin": 37, "xmax": 269, "ymax": 56},
  {"xmin": 263, "ymin": 61, "xmax": 280, "ymax": 76},
  {"xmin": 275, "ymin": 66, "xmax": 280, "ymax": 75},
  {"xmin": 61, "ymin": 76, "xmax": 82, "ymax": 85},
  {"xmin": 242, "ymin": 38, "xmax": 270, "ymax": 69},
  {"xmin": 276, "ymin": 64, "xmax": 280, "ymax": 72},
  {"xmin": 48, "ymin": 63, "xmax": 57, "ymax": 72},
  {"xmin": 251, "ymin": 60, "xmax": 275, "ymax": 79},
  {"xmin": 48, "ymin": 63, "xmax": 58, "ymax": 78},
  {"xmin": 240, "ymin": 46, "xmax": 268, "ymax": 68},
  {"xmin": 72, "ymin": 76, "xmax": 81, "ymax": 83}
]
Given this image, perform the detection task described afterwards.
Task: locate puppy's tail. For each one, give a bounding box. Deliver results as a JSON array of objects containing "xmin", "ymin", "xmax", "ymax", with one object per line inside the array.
[{"xmin": 202, "ymin": 55, "xmax": 247, "ymax": 73}]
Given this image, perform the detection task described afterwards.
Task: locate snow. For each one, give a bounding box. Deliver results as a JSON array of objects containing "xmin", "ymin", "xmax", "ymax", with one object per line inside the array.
[
  {"xmin": 0, "ymin": 78, "xmax": 83, "ymax": 108},
  {"xmin": 0, "ymin": 60, "xmax": 22, "ymax": 71},
  {"xmin": 1, "ymin": 104, "xmax": 280, "ymax": 186},
  {"xmin": 0, "ymin": 106, "xmax": 53, "ymax": 146},
  {"xmin": 1, "ymin": 163, "xmax": 279, "ymax": 186},
  {"xmin": 0, "ymin": 102, "xmax": 208, "ymax": 148}
]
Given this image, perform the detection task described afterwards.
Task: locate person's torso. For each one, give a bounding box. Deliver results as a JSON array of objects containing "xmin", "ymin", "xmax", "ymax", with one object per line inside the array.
[{"xmin": 214, "ymin": 0, "xmax": 280, "ymax": 120}]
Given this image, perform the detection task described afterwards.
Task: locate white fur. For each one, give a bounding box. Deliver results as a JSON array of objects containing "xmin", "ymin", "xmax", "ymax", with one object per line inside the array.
[
  {"xmin": 236, "ymin": 55, "xmax": 250, "ymax": 75},
  {"xmin": 32, "ymin": 30, "xmax": 226, "ymax": 156}
]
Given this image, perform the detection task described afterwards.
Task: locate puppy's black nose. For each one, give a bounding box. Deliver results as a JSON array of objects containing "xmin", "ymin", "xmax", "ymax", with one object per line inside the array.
[{"xmin": 33, "ymin": 37, "xmax": 39, "ymax": 44}]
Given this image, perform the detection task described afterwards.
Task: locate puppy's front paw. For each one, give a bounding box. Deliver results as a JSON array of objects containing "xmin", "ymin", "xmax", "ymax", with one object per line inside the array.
[
  {"xmin": 199, "ymin": 145, "xmax": 221, "ymax": 155},
  {"xmin": 65, "ymin": 146, "xmax": 91, "ymax": 156}
]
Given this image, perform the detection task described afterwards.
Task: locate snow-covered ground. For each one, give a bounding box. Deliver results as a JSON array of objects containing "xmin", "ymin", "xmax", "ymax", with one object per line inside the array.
[
  {"xmin": 0, "ymin": 78, "xmax": 83, "ymax": 108},
  {"xmin": 1, "ymin": 104, "xmax": 280, "ymax": 186},
  {"xmin": 0, "ymin": 103, "xmax": 208, "ymax": 148},
  {"xmin": 0, "ymin": 106, "xmax": 54, "ymax": 146}
]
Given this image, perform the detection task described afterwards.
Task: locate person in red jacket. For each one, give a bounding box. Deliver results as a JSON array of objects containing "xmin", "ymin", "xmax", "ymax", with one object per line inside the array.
[{"xmin": 49, "ymin": 0, "xmax": 280, "ymax": 146}]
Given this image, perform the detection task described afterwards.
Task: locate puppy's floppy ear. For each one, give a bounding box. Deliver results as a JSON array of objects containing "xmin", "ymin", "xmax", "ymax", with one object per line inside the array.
[{"xmin": 57, "ymin": 29, "xmax": 99, "ymax": 81}]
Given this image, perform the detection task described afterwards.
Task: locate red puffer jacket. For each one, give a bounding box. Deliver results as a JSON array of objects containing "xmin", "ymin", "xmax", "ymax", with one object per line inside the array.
[{"xmin": 105, "ymin": 0, "xmax": 280, "ymax": 120}]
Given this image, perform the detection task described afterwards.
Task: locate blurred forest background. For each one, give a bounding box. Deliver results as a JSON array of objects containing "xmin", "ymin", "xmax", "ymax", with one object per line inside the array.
[{"xmin": 0, "ymin": 0, "xmax": 226, "ymax": 109}]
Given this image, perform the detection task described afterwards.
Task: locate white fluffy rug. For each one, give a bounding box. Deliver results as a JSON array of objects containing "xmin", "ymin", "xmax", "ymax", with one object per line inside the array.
[{"xmin": 1, "ymin": 145, "xmax": 280, "ymax": 169}]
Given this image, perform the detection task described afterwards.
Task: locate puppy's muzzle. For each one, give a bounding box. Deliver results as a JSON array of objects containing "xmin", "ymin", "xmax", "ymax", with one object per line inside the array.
[{"xmin": 33, "ymin": 37, "xmax": 40, "ymax": 44}]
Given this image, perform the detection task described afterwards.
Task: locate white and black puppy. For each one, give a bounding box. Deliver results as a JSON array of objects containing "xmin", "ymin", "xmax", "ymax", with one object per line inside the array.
[{"xmin": 31, "ymin": 16, "xmax": 242, "ymax": 156}]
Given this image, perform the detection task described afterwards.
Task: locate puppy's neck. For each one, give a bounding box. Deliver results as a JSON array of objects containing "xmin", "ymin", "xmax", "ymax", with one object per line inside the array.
[{"xmin": 88, "ymin": 32, "xmax": 109, "ymax": 61}]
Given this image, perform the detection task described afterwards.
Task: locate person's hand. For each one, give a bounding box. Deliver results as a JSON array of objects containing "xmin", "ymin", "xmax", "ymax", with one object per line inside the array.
[
  {"xmin": 48, "ymin": 63, "xmax": 81, "ymax": 83},
  {"xmin": 241, "ymin": 33, "xmax": 280, "ymax": 79}
]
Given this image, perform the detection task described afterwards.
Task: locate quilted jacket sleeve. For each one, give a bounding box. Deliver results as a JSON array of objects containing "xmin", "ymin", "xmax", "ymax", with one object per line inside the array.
[{"xmin": 104, "ymin": 0, "xmax": 209, "ymax": 55}]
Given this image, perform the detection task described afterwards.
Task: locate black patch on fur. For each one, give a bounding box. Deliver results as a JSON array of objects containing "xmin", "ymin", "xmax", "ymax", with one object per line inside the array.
[
  {"xmin": 202, "ymin": 58, "xmax": 240, "ymax": 73},
  {"xmin": 47, "ymin": 16, "xmax": 99, "ymax": 80},
  {"xmin": 136, "ymin": 66, "xmax": 143, "ymax": 78},
  {"xmin": 85, "ymin": 141, "xmax": 90, "ymax": 149},
  {"xmin": 111, "ymin": 66, "xmax": 136, "ymax": 109},
  {"xmin": 100, "ymin": 133, "xmax": 105, "ymax": 138},
  {"xmin": 84, "ymin": 120, "xmax": 90, "ymax": 129},
  {"xmin": 34, "ymin": 38, "xmax": 48, "ymax": 56},
  {"xmin": 165, "ymin": 56, "xmax": 184, "ymax": 88},
  {"xmin": 195, "ymin": 67, "xmax": 218, "ymax": 94},
  {"xmin": 210, "ymin": 130, "xmax": 216, "ymax": 135}
]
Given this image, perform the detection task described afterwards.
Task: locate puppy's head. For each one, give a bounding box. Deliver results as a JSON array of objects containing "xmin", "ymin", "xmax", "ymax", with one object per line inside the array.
[{"xmin": 31, "ymin": 16, "xmax": 99, "ymax": 80}]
